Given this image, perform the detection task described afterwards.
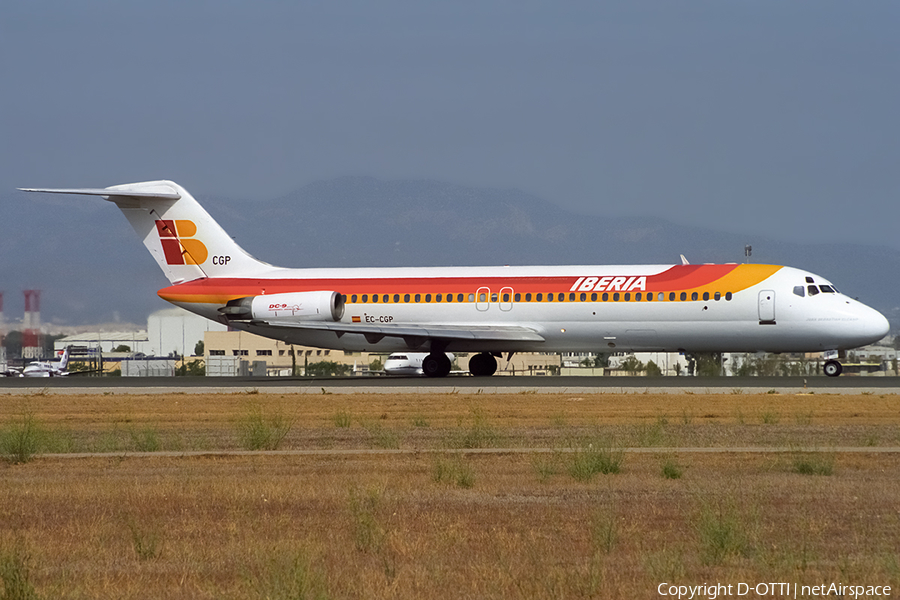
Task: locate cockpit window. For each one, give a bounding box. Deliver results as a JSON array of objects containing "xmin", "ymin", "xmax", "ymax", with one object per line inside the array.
[
  {"xmin": 805, "ymin": 276, "xmax": 815, "ymax": 283},
  {"xmin": 793, "ymin": 286, "xmax": 805, "ymax": 297},
  {"xmin": 819, "ymin": 285, "xmax": 835, "ymax": 293},
  {"xmin": 807, "ymin": 285, "xmax": 819, "ymax": 296}
]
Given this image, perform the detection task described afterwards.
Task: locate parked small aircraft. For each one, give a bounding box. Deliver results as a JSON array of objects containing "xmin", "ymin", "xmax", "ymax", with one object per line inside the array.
[{"xmin": 22, "ymin": 346, "xmax": 70, "ymax": 377}]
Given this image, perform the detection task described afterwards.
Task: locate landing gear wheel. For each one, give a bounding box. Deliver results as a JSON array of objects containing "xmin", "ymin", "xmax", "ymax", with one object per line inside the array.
[
  {"xmin": 422, "ymin": 353, "xmax": 451, "ymax": 378},
  {"xmin": 823, "ymin": 360, "xmax": 843, "ymax": 377},
  {"xmin": 468, "ymin": 352, "xmax": 498, "ymax": 377}
]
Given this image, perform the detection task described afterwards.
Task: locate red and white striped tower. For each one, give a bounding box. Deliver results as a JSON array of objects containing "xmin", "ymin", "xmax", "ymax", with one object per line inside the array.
[
  {"xmin": 0, "ymin": 292, "xmax": 5, "ymax": 369},
  {"xmin": 22, "ymin": 290, "xmax": 42, "ymax": 359}
]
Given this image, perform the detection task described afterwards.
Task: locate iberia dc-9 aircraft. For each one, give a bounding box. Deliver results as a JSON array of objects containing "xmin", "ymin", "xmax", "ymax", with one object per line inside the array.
[{"xmin": 21, "ymin": 181, "xmax": 889, "ymax": 378}]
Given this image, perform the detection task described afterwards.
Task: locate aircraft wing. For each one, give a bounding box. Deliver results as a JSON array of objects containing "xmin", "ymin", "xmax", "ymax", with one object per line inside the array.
[{"xmin": 254, "ymin": 321, "xmax": 545, "ymax": 344}]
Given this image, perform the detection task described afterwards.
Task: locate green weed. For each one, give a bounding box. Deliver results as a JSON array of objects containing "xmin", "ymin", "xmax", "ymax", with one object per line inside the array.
[
  {"xmin": 125, "ymin": 516, "xmax": 163, "ymax": 560},
  {"xmin": 661, "ymin": 457, "xmax": 683, "ymax": 480},
  {"xmin": 567, "ymin": 439, "xmax": 624, "ymax": 481},
  {"xmin": 447, "ymin": 409, "xmax": 498, "ymax": 449},
  {"xmin": 332, "ymin": 410, "xmax": 351, "ymax": 428},
  {"xmin": 348, "ymin": 488, "xmax": 385, "ymax": 553},
  {"xmin": 695, "ymin": 500, "xmax": 752, "ymax": 565},
  {"xmin": 1, "ymin": 410, "xmax": 43, "ymax": 464},
  {"xmin": 238, "ymin": 403, "xmax": 294, "ymax": 450},
  {"xmin": 791, "ymin": 452, "xmax": 835, "ymax": 476},
  {"xmin": 0, "ymin": 540, "xmax": 39, "ymax": 600},
  {"xmin": 432, "ymin": 455, "xmax": 476, "ymax": 488}
]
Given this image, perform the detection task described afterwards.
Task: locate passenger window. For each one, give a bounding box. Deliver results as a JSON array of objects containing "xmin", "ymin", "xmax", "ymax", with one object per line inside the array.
[
  {"xmin": 502, "ymin": 293, "xmax": 510, "ymax": 302},
  {"xmin": 669, "ymin": 292, "xmax": 675, "ymax": 301},
  {"xmin": 680, "ymin": 292, "xmax": 687, "ymax": 301},
  {"xmin": 466, "ymin": 294, "xmax": 473, "ymax": 302},
  {"xmin": 393, "ymin": 294, "xmax": 400, "ymax": 303},
  {"xmin": 646, "ymin": 293, "xmax": 653, "ymax": 302},
  {"xmin": 624, "ymin": 293, "xmax": 631, "ymax": 301},
  {"xmin": 404, "ymin": 294, "xmax": 411, "ymax": 302},
  {"xmin": 479, "ymin": 293, "xmax": 487, "ymax": 302},
  {"xmin": 714, "ymin": 292, "xmax": 721, "ymax": 301},
  {"xmin": 702, "ymin": 292, "xmax": 709, "ymax": 301},
  {"xmin": 548, "ymin": 294, "xmax": 554, "ymax": 302},
  {"xmin": 820, "ymin": 285, "xmax": 835, "ymax": 293},
  {"xmin": 613, "ymin": 292, "xmax": 620, "ymax": 302},
  {"xmin": 580, "ymin": 292, "xmax": 586, "ymax": 301},
  {"xmin": 514, "ymin": 293, "xmax": 520, "ymax": 302},
  {"xmin": 525, "ymin": 293, "xmax": 532, "ymax": 302},
  {"xmin": 425, "ymin": 294, "xmax": 431, "ymax": 302},
  {"xmin": 351, "ymin": 294, "xmax": 357, "ymax": 303},
  {"xmin": 691, "ymin": 292, "xmax": 698, "ymax": 301},
  {"xmin": 591, "ymin": 292, "xmax": 597, "ymax": 302},
  {"xmin": 536, "ymin": 293, "xmax": 543, "ymax": 302},
  {"xmin": 658, "ymin": 292, "xmax": 664, "ymax": 301},
  {"xmin": 414, "ymin": 294, "xmax": 420, "ymax": 302},
  {"xmin": 491, "ymin": 293, "xmax": 498, "ymax": 302},
  {"xmin": 568, "ymin": 293, "xmax": 575, "ymax": 301},
  {"xmin": 361, "ymin": 294, "xmax": 368, "ymax": 303},
  {"xmin": 635, "ymin": 292, "xmax": 642, "ymax": 301},
  {"xmin": 602, "ymin": 293, "xmax": 609, "ymax": 301},
  {"xmin": 793, "ymin": 286, "xmax": 804, "ymax": 297},
  {"xmin": 445, "ymin": 294, "xmax": 451, "ymax": 303},
  {"xmin": 725, "ymin": 292, "xmax": 732, "ymax": 301},
  {"xmin": 807, "ymin": 285, "xmax": 819, "ymax": 296}
]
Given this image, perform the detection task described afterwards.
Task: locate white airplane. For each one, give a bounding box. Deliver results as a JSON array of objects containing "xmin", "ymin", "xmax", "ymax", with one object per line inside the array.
[
  {"xmin": 22, "ymin": 346, "xmax": 70, "ymax": 377},
  {"xmin": 384, "ymin": 352, "xmax": 456, "ymax": 376},
  {"xmin": 20, "ymin": 181, "xmax": 889, "ymax": 377}
]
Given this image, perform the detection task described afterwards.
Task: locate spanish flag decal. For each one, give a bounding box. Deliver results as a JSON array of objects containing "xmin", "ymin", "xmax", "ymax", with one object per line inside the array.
[{"xmin": 352, "ymin": 316, "xmax": 361, "ymax": 323}]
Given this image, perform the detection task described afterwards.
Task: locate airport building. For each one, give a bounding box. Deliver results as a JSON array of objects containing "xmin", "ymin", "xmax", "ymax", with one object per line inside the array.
[{"xmin": 55, "ymin": 308, "xmax": 227, "ymax": 357}]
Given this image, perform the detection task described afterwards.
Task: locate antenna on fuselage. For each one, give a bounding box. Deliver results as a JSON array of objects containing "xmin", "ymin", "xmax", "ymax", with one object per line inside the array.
[{"xmin": 744, "ymin": 245, "xmax": 752, "ymax": 264}]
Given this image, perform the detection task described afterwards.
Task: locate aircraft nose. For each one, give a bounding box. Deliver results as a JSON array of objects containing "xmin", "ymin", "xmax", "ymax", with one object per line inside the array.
[{"xmin": 863, "ymin": 306, "xmax": 891, "ymax": 342}]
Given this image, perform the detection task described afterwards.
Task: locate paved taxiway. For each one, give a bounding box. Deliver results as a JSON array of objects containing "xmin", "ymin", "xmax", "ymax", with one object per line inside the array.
[{"xmin": 1, "ymin": 375, "xmax": 898, "ymax": 395}]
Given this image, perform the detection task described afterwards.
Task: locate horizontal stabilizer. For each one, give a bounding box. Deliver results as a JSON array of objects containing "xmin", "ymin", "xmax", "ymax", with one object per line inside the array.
[{"xmin": 19, "ymin": 186, "xmax": 181, "ymax": 200}]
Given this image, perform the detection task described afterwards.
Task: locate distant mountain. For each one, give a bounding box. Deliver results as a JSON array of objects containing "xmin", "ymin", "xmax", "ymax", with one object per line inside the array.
[{"xmin": 3, "ymin": 177, "xmax": 897, "ymax": 331}]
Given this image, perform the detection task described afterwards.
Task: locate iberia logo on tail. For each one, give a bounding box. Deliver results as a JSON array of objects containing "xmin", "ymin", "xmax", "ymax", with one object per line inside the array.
[{"xmin": 155, "ymin": 220, "xmax": 208, "ymax": 265}]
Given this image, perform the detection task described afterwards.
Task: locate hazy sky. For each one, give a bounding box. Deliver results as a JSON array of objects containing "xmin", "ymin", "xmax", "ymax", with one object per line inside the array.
[{"xmin": 3, "ymin": 1, "xmax": 898, "ymax": 249}]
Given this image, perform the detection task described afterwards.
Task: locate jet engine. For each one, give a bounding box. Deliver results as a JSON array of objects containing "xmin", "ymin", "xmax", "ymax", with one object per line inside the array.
[{"xmin": 219, "ymin": 291, "xmax": 344, "ymax": 322}]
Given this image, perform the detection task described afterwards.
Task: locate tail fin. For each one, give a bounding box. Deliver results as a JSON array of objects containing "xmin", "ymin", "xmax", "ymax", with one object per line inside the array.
[
  {"xmin": 58, "ymin": 346, "xmax": 70, "ymax": 371},
  {"xmin": 20, "ymin": 181, "xmax": 273, "ymax": 283}
]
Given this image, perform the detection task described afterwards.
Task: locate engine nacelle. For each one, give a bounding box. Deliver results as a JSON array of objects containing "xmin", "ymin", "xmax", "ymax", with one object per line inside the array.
[{"xmin": 220, "ymin": 291, "xmax": 344, "ymax": 322}]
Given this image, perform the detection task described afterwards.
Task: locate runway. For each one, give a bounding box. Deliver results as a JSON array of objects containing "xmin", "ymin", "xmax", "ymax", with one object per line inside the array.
[
  {"xmin": 32, "ymin": 446, "xmax": 900, "ymax": 461},
  {"xmin": 2, "ymin": 374, "xmax": 899, "ymax": 394}
]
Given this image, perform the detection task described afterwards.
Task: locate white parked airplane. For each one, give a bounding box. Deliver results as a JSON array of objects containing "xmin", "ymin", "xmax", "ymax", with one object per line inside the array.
[
  {"xmin": 20, "ymin": 181, "xmax": 889, "ymax": 377},
  {"xmin": 384, "ymin": 352, "xmax": 456, "ymax": 376},
  {"xmin": 22, "ymin": 346, "xmax": 70, "ymax": 377}
]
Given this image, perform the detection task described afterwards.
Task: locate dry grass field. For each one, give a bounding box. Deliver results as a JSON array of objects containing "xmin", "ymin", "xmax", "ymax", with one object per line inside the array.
[{"xmin": 1, "ymin": 391, "xmax": 899, "ymax": 598}]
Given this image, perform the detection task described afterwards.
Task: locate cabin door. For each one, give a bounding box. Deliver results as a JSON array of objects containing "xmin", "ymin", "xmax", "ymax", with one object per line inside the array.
[{"xmin": 758, "ymin": 290, "xmax": 776, "ymax": 324}]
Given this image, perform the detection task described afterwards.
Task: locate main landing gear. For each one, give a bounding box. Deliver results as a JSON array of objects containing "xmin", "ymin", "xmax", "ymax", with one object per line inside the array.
[
  {"xmin": 422, "ymin": 353, "xmax": 452, "ymax": 378},
  {"xmin": 468, "ymin": 352, "xmax": 498, "ymax": 377},
  {"xmin": 823, "ymin": 360, "xmax": 843, "ymax": 377},
  {"xmin": 421, "ymin": 351, "xmax": 498, "ymax": 378}
]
